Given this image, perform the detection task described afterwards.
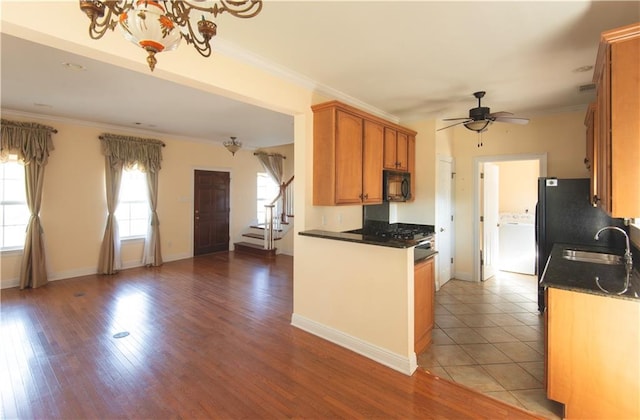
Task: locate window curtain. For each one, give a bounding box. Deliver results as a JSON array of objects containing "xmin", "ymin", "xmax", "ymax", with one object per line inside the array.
[
  {"xmin": 98, "ymin": 134, "xmax": 164, "ymax": 274},
  {"xmin": 0, "ymin": 119, "xmax": 56, "ymax": 289},
  {"xmin": 97, "ymin": 156, "xmax": 123, "ymax": 274},
  {"xmin": 142, "ymin": 169, "xmax": 162, "ymax": 267},
  {"xmin": 255, "ymin": 152, "xmax": 284, "ymax": 186}
]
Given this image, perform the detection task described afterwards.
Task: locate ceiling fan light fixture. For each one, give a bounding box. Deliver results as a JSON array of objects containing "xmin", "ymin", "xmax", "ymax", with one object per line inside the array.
[{"xmin": 464, "ymin": 120, "xmax": 490, "ymax": 132}]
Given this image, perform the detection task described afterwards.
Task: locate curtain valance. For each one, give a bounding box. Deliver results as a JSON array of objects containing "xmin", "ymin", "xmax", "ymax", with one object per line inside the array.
[
  {"xmin": 100, "ymin": 133, "xmax": 165, "ymax": 173},
  {"xmin": 0, "ymin": 119, "xmax": 57, "ymax": 165}
]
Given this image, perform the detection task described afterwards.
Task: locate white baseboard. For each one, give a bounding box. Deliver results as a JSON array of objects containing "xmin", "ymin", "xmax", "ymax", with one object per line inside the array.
[
  {"xmin": 454, "ymin": 271, "xmax": 472, "ymax": 281},
  {"xmin": 1, "ymin": 252, "xmax": 193, "ymax": 289},
  {"xmin": 49, "ymin": 266, "xmax": 97, "ymax": 281},
  {"xmin": 163, "ymin": 252, "xmax": 192, "ymax": 262},
  {"xmin": 291, "ymin": 313, "xmax": 417, "ymax": 376},
  {"xmin": 1, "ymin": 278, "xmax": 20, "ymax": 289}
]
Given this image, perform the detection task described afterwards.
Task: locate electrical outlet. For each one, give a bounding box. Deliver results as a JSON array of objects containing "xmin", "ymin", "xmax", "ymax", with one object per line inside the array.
[{"xmin": 321, "ymin": 215, "xmax": 326, "ymax": 226}]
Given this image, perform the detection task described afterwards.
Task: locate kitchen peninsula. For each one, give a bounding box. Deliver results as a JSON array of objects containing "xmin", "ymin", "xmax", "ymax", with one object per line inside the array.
[{"xmin": 294, "ymin": 227, "xmax": 437, "ymax": 375}]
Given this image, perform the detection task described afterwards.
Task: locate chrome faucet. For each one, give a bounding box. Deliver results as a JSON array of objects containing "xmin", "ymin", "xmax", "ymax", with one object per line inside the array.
[{"xmin": 594, "ymin": 226, "xmax": 633, "ymax": 269}]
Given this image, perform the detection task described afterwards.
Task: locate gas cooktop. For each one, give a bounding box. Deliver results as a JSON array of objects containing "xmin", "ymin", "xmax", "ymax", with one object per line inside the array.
[{"xmin": 347, "ymin": 223, "xmax": 434, "ymax": 242}]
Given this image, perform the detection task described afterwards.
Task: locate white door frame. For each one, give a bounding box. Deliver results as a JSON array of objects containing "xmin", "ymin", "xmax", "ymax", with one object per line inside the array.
[
  {"xmin": 436, "ymin": 155, "xmax": 454, "ymax": 290},
  {"xmin": 472, "ymin": 153, "xmax": 547, "ymax": 283}
]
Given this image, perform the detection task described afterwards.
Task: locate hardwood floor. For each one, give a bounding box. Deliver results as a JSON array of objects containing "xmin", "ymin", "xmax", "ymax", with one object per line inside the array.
[{"xmin": 1, "ymin": 252, "xmax": 543, "ymax": 419}]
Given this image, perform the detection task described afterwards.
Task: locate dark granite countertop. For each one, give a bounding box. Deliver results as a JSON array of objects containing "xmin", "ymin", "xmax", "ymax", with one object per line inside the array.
[
  {"xmin": 541, "ymin": 243, "xmax": 640, "ymax": 301},
  {"xmin": 298, "ymin": 229, "xmax": 439, "ymax": 263},
  {"xmin": 298, "ymin": 229, "xmax": 423, "ymax": 249}
]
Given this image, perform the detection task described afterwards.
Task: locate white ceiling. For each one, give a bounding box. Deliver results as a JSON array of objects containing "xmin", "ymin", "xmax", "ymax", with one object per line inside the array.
[{"xmin": 2, "ymin": 1, "xmax": 638, "ymax": 149}]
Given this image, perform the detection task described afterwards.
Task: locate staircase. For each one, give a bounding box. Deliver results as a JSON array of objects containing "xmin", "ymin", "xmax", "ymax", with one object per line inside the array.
[{"xmin": 234, "ymin": 176, "xmax": 294, "ymax": 258}]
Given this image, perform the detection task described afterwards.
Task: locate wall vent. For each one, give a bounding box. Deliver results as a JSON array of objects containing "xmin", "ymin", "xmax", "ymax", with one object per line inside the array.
[{"xmin": 579, "ymin": 83, "xmax": 596, "ymax": 92}]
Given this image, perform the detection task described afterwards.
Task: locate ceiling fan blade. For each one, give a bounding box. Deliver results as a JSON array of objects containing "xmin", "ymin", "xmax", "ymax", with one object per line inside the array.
[
  {"xmin": 442, "ymin": 117, "xmax": 470, "ymax": 121},
  {"xmin": 493, "ymin": 116, "xmax": 529, "ymax": 125},
  {"xmin": 437, "ymin": 120, "xmax": 471, "ymax": 131},
  {"xmin": 489, "ymin": 111, "xmax": 514, "ymax": 118}
]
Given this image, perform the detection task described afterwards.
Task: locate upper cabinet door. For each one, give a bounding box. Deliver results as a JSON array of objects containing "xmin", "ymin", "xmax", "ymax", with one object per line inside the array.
[
  {"xmin": 396, "ymin": 131, "xmax": 409, "ymax": 171},
  {"xmin": 362, "ymin": 120, "xmax": 384, "ymax": 203},
  {"xmin": 383, "ymin": 127, "xmax": 409, "ymax": 171},
  {"xmin": 383, "ymin": 127, "xmax": 398, "ymax": 170},
  {"xmin": 334, "ymin": 110, "xmax": 364, "ymax": 204},
  {"xmin": 590, "ymin": 23, "xmax": 640, "ymax": 217}
]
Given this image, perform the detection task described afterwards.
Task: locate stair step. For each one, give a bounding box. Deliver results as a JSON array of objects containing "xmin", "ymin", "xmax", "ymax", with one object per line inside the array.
[
  {"xmin": 242, "ymin": 233, "xmax": 282, "ymax": 241},
  {"xmin": 234, "ymin": 242, "xmax": 277, "ymax": 259},
  {"xmin": 249, "ymin": 225, "xmax": 285, "ymax": 231}
]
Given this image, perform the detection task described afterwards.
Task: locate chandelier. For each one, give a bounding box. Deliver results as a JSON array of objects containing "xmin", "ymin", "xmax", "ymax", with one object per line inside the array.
[
  {"xmin": 223, "ymin": 136, "xmax": 242, "ymax": 155},
  {"xmin": 79, "ymin": 0, "xmax": 263, "ymax": 71}
]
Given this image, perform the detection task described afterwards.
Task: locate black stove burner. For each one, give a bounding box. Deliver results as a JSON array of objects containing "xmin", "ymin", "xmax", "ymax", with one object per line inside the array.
[
  {"xmin": 376, "ymin": 229, "xmax": 424, "ymax": 240},
  {"xmin": 354, "ymin": 222, "xmax": 435, "ymax": 242}
]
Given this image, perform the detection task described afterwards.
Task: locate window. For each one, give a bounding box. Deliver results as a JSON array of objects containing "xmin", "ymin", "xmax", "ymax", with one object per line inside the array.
[
  {"xmin": 116, "ymin": 166, "xmax": 149, "ymax": 238},
  {"xmin": 0, "ymin": 155, "xmax": 29, "ymax": 250},
  {"xmin": 256, "ymin": 172, "xmax": 279, "ymax": 223}
]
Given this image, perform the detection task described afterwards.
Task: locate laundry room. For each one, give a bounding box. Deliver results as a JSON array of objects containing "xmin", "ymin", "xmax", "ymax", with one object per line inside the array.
[{"xmin": 495, "ymin": 159, "xmax": 540, "ymax": 275}]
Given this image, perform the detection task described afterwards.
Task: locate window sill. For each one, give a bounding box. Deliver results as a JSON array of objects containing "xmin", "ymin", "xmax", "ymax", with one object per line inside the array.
[
  {"xmin": 1, "ymin": 247, "xmax": 24, "ymax": 256},
  {"xmin": 121, "ymin": 236, "xmax": 145, "ymax": 243}
]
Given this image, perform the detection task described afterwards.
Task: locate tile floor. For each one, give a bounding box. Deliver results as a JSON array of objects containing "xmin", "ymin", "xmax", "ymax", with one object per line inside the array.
[{"xmin": 418, "ymin": 271, "xmax": 564, "ymax": 419}]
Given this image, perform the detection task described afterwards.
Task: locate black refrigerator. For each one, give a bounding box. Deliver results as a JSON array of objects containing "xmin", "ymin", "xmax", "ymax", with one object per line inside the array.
[{"xmin": 535, "ymin": 178, "xmax": 627, "ymax": 312}]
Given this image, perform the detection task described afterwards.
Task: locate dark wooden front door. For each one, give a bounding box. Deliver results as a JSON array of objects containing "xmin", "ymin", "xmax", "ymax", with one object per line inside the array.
[{"xmin": 194, "ymin": 170, "xmax": 230, "ymax": 255}]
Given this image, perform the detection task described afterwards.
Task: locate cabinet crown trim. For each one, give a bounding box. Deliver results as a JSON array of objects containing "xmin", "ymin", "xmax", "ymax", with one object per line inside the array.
[
  {"xmin": 312, "ymin": 100, "xmax": 417, "ymax": 136},
  {"xmin": 593, "ymin": 22, "xmax": 640, "ymax": 84}
]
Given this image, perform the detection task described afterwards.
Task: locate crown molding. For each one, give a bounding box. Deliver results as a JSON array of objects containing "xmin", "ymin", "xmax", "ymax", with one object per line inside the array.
[
  {"xmin": 214, "ymin": 38, "xmax": 400, "ymax": 124},
  {"xmin": 0, "ymin": 108, "xmax": 243, "ymax": 149}
]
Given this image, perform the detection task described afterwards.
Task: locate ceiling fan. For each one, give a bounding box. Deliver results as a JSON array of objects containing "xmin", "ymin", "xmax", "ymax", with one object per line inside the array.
[{"xmin": 437, "ymin": 91, "xmax": 529, "ymax": 146}]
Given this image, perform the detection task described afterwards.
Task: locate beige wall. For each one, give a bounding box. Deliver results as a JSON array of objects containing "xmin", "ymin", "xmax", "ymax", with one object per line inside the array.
[
  {"xmin": 295, "ymin": 237, "xmax": 413, "ymax": 356},
  {"xmin": 396, "ymin": 120, "xmax": 438, "ymax": 225},
  {"xmin": 0, "ymin": 112, "xmax": 286, "ymax": 286},
  {"xmin": 450, "ymin": 111, "xmax": 589, "ymax": 280},
  {"xmin": 495, "ymin": 160, "xmax": 540, "ymax": 214}
]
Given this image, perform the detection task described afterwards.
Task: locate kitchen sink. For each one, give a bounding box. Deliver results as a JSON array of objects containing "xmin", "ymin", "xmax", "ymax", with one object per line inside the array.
[{"xmin": 562, "ymin": 249, "xmax": 623, "ymax": 265}]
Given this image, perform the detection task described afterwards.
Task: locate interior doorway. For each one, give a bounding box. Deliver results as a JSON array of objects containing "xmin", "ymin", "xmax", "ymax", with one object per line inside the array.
[
  {"xmin": 473, "ymin": 154, "xmax": 547, "ymax": 283},
  {"xmin": 194, "ymin": 170, "xmax": 231, "ymax": 256}
]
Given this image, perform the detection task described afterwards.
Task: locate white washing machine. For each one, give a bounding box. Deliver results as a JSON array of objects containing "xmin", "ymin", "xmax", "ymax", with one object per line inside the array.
[{"xmin": 498, "ymin": 214, "xmax": 535, "ymax": 275}]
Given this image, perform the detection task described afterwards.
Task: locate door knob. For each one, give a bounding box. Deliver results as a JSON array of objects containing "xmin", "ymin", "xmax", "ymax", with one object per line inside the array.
[{"xmin": 440, "ymin": 228, "xmax": 445, "ymax": 232}]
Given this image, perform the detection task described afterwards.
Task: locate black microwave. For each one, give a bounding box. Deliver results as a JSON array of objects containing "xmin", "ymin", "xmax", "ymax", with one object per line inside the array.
[{"xmin": 383, "ymin": 170, "xmax": 411, "ymax": 202}]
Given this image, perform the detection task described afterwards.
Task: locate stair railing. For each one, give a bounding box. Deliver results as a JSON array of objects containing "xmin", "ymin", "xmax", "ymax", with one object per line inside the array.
[{"xmin": 263, "ymin": 176, "xmax": 294, "ymax": 250}]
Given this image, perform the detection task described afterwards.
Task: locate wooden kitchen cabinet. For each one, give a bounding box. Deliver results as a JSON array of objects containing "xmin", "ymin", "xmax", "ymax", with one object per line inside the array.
[
  {"xmin": 584, "ymin": 102, "xmax": 596, "ymax": 202},
  {"xmin": 313, "ymin": 106, "xmax": 382, "ymax": 205},
  {"xmin": 312, "ymin": 100, "xmax": 417, "ymax": 206},
  {"xmin": 546, "ymin": 287, "xmax": 639, "ymax": 419},
  {"xmin": 362, "ymin": 119, "xmax": 385, "ymax": 203},
  {"xmin": 334, "ymin": 110, "xmax": 366, "ymax": 204},
  {"xmin": 414, "ymin": 256, "xmax": 435, "ymax": 354},
  {"xmin": 589, "ymin": 23, "xmax": 640, "ymax": 217},
  {"xmin": 383, "ymin": 128, "xmax": 409, "ymax": 171}
]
